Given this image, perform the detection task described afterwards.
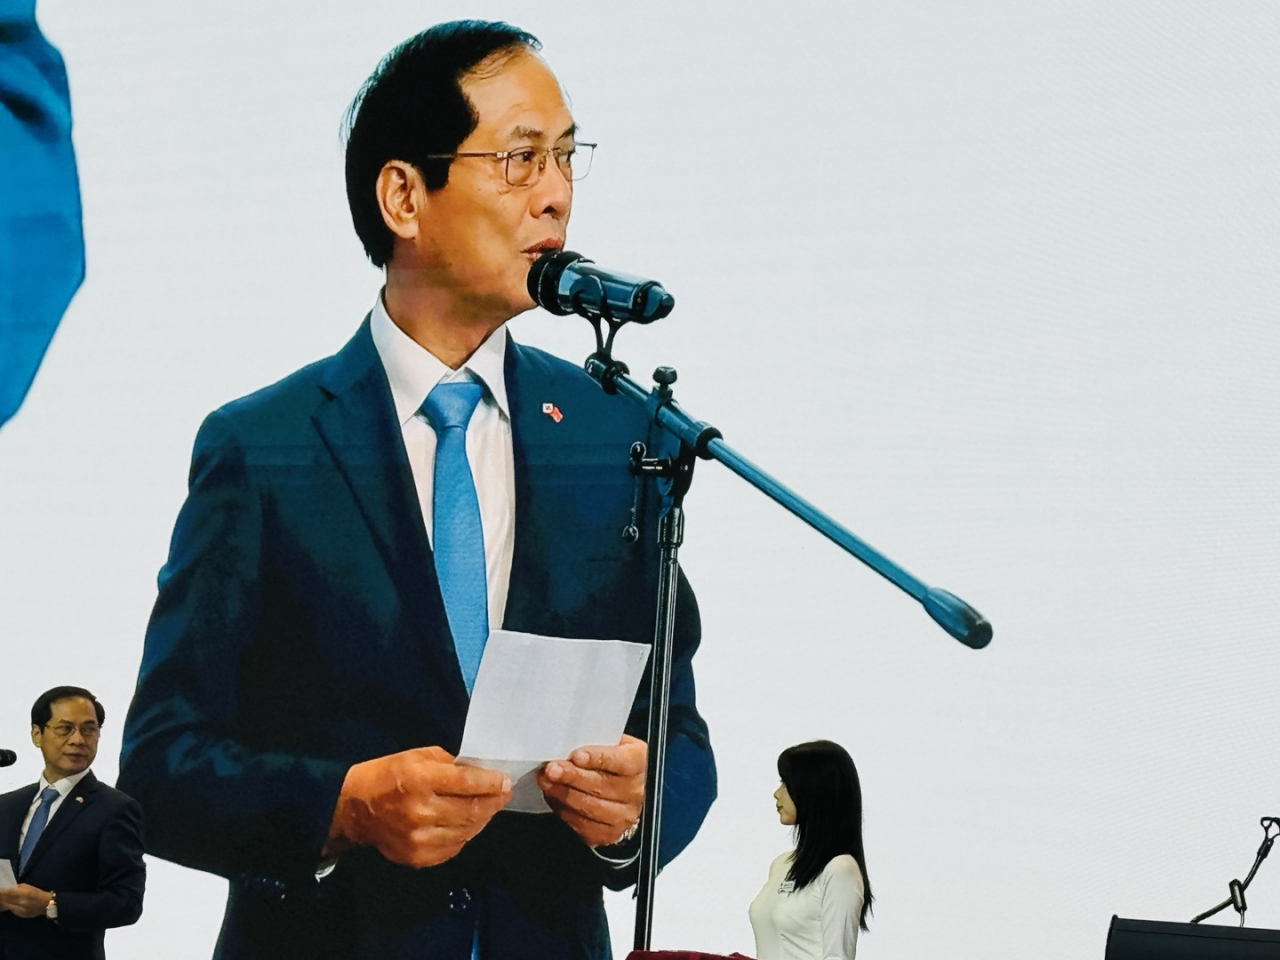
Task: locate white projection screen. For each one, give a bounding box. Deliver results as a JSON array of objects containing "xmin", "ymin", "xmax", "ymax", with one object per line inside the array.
[{"xmin": 2, "ymin": 3, "xmax": 1278, "ymax": 958}]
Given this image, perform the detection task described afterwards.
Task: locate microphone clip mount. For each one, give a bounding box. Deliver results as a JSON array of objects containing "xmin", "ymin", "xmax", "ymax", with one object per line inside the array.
[{"xmin": 578, "ymin": 274, "xmax": 630, "ymax": 373}]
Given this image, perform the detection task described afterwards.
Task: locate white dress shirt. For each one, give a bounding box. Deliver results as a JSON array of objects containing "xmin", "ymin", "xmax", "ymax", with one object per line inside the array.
[
  {"xmin": 749, "ymin": 851, "xmax": 864, "ymax": 960},
  {"xmin": 370, "ymin": 294, "xmax": 516, "ymax": 633},
  {"xmin": 18, "ymin": 768, "xmax": 92, "ymax": 848}
]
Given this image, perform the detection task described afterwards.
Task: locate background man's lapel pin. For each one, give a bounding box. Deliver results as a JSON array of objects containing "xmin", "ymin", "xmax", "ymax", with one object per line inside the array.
[{"xmin": 541, "ymin": 402, "xmax": 564, "ymax": 423}]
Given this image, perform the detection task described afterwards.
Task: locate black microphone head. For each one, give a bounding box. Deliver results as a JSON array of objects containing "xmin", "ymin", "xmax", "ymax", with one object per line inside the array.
[
  {"xmin": 0, "ymin": 748, "xmax": 17, "ymax": 767},
  {"xmin": 629, "ymin": 284, "xmax": 676, "ymax": 324},
  {"xmin": 527, "ymin": 249, "xmax": 587, "ymax": 315}
]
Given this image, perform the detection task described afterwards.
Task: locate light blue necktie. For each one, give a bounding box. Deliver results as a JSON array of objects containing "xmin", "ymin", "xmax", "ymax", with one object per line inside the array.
[
  {"xmin": 421, "ymin": 381, "xmax": 489, "ymax": 695},
  {"xmin": 18, "ymin": 786, "xmax": 59, "ymax": 873}
]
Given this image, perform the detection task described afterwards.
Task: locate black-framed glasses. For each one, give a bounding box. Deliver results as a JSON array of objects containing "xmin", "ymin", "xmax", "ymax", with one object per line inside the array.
[
  {"xmin": 44, "ymin": 722, "xmax": 101, "ymax": 741},
  {"xmin": 422, "ymin": 142, "xmax": 596, "ymax": 187}
]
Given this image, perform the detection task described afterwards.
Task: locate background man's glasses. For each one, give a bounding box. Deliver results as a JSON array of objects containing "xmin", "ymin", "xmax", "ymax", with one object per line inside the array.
[
  {"xmin": 423, "ymin": 142, "xmax": 596, "ymax": 187},
  {"xmin": 45, "ymin": 722, "xmax": 101, "ymax": 740}
]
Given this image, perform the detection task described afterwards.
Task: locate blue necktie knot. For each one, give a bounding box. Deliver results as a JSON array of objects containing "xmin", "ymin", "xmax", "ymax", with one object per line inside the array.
[{"xmin": 421, "ymin": 381, "xmax": 484, "ymax": 433}]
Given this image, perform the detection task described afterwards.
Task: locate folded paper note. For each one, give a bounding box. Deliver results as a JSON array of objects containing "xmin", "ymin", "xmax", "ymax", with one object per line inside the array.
[{"xmin": 458, "ymin": 629, "xmax": 651, "ymax": 812}]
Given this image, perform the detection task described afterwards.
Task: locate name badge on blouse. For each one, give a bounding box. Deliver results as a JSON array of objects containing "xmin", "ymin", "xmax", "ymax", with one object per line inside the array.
[{"xmin": 778, "ymin": 880, "xmax": 796, "ymax": 894}]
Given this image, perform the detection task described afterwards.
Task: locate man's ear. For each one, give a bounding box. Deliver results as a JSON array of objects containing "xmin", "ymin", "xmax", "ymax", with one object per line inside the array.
[
  {"xmin": 31, "ymin": 724, "xmax": 41, "ymax": 747},
  {"xmin": 376, "ymin": 160, "xmax": 425, "ymax": 242}
]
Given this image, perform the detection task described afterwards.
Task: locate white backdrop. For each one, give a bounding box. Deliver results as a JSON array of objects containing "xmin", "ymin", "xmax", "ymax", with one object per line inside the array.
[{"xmin": 2, "ymin": 2, "xmax": 1278, "ymax": 958}]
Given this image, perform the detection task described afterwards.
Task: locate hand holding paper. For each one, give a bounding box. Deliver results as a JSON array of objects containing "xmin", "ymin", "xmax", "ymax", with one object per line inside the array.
[
  {"xmin": 0, "ymin": 857, "xmax": 15, "ymax": 911},
  {"xmin": 0, "ymin": 882, "xmax": 52, "ymax": 919},
  {"xmin": 538, "ymin": 734, "xmax": 647, "ymax": 847},
  {"xmin": 325, "ymin": 746, "xmax": 512, "ymax": 867}
]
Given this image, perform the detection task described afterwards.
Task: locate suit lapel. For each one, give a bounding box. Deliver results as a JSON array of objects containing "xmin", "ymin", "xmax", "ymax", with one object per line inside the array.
[
  {"xmin": 503, "ymin": 337, "xmax": 591, "ymax": 633},
  {"xmin": 18, "ymin": 771, "xmax": 97, "ymax": 877},
  {"xmin": 0, "ymin": 783, "xmax": 38, "ymax": 865},
  {"xmin": 502, "ymin": 337, "xmax": 657, "ymax": 644},
  {"xmin": 312, "ymin": 319, "xmax": 469, "ymax": 713}
]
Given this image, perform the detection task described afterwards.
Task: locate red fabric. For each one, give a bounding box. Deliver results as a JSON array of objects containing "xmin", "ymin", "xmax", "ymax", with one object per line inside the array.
[{"xmin": 625, "ymin": 952, "xmax": 756, "ymax": 960}]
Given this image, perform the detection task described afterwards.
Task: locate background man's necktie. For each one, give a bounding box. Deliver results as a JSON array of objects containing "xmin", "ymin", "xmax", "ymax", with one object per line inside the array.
[
  {"xmin": 18, "ymin": 786, "xmax": 60, "ymax": 873},
  {"xmin": 421, "ymin": 380, "xmax": 489, "ymax": 694}
]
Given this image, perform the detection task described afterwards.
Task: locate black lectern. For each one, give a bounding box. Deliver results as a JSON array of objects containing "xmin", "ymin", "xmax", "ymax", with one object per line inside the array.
[{"xmin": 1106, "ymin": 917, "xmax": 1280, "ymax": 959}]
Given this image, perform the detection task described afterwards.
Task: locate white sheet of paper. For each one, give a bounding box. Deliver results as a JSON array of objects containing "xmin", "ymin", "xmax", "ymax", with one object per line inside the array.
[
  {"xmin": 457, "ymin": 629, "xmax": 651, "ymax": 813},
  {"xmin": 0, "ymin": 857, "xmax": 15, "ymax": 890}
]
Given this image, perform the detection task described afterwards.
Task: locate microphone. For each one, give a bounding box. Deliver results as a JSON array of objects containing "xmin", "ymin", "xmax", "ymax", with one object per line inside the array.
[
  {"xmin": 0, "ymin": 749, "xmax": 16, "ymax": 767},
  {"xmin": 528, "ymin": 250, "xmax": 675, "ymax": 324}
]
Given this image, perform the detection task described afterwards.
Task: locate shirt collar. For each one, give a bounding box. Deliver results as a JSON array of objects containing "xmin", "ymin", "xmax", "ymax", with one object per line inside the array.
[
  {"xmin": 37, "ymin": 768, "xmax": 91, "ymax": 798},
  {"xmin": 369, "ymin": 292, "xmax": 510, "ymax": 426}
]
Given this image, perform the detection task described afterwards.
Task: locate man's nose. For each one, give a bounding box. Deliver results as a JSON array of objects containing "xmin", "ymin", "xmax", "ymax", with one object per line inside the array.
[{"xmin": 530, "ymin": 157, "xmax": 572, "ymax": 219}]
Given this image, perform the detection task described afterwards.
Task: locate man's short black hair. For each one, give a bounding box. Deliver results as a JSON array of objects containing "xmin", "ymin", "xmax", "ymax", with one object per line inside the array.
[
  {"xmin": 31, "ymin": 685, "xmax": 106, "ymax": 727},
  {"xmin": 343, "ymin": 20, "xmax": 542, "ymax": 268}
]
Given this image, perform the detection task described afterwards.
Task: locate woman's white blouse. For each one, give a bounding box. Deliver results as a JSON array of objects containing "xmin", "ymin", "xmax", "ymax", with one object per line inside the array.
[{"xmin": 748, "ymin": 851, "xmax": 864, "ymax": 960}]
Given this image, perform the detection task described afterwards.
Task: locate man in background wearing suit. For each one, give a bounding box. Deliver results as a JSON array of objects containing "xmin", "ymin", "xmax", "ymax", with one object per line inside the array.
[
  {"xmin": 119, "ymin": 19, "xmax": 716, "ymax": 960},
  {"xmin": 0, "ymin": 687, "xmax": 145, "ymax": 960}
]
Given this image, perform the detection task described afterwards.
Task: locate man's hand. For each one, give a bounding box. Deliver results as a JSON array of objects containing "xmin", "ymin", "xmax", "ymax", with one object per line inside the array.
[
  {"xmin": 536, "ymin": 734, "xmax": 646, "ymax": 847},
  {"xmin": 0, "ymin": 884, "xmax": 52, "ymax": 919},
  {"xmin": 325, "ymin": 746, "xmax": 512, "ymax": 868}
]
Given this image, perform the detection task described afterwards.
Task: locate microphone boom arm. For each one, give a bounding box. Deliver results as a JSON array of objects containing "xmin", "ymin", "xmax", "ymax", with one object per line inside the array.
[{"xmin": 584, "ymin": 354, "xmax": 993, "ymax": 648}]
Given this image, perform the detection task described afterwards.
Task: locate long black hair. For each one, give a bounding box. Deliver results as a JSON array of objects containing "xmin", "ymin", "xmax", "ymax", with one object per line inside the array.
[{"xmin": 778, "ymin": 739, "xmax": 873, "ymax": 930}]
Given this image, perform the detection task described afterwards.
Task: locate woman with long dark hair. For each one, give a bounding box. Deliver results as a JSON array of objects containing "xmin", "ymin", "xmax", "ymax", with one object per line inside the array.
[{"xmin": 748, "ymin": 740, "xmax": 873, "ymax": 959}]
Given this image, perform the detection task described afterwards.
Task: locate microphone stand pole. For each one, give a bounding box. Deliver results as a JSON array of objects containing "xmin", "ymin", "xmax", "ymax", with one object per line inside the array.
[{"xmin": 575, "ymin": 315, "xmax": 992, "ymax": 953}]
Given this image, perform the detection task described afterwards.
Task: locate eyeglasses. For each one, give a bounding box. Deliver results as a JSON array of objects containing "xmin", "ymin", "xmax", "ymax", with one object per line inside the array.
[
  {"xmin": 422, "ymin": 142, "xmax": 596, "ymax": 187},
  {"xmin": 44, "ymin": 722, "xmax": 101, "ymax": 741}
]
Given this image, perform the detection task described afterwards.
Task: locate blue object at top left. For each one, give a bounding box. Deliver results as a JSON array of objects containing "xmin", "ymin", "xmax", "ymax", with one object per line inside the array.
[{"xmin": 0, "ymin": 0, "xmax": 84, "ymax": 430}]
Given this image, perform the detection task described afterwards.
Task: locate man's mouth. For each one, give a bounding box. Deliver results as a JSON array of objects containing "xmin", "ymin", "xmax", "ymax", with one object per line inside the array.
[{"xmin": 522, "ymin": 240, "xmax": 564, "ymax": 260}]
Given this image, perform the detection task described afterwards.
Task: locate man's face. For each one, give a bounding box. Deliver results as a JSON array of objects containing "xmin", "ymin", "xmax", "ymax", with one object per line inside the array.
[
  {"xmin": 414, "ymin": 50, "xmax": 575, "ymax": 323},
  {"xmin": 32, "ymin": 696, "xmax": 99, "ymax": 781}
]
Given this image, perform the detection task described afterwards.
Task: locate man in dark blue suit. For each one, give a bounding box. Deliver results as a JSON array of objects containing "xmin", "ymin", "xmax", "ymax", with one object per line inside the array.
[
  {"xmin": 118, "ymin": 20, "xmax": 716, "ymax": 960},
  {"xmin": 0, "ymin": 687, "xmax": 145, "ymax": 960}
]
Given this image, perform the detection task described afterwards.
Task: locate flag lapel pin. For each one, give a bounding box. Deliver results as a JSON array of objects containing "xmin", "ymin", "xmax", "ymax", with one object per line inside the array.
[{"xmin": 541, "ymin": 402, "xmax": 563, "ymax": 423}]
